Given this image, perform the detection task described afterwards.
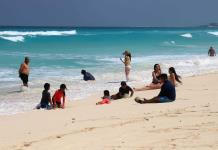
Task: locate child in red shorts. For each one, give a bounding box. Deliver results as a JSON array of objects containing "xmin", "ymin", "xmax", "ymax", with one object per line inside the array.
[{"xmin": 96, "ymin": 90, "xmax": 110, "ymax": 105}]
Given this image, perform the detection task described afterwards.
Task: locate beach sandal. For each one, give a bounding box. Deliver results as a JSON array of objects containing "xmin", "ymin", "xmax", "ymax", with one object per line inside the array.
[{"xmin": 134, "ymin": 97, "xmax": 144, "ymax": 104}]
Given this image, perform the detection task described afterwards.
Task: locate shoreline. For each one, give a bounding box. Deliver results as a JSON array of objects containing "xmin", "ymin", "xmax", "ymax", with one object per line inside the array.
[
  {"xmin": 1, "ymin": 71, "xmax": 218, "ymax": 116},
  {"xmin": 1, "ymin": 72, "xmax": 218, "ymax": 149}
]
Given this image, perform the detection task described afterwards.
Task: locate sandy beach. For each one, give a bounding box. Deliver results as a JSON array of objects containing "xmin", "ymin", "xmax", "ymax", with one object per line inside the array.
[{"xmin": 0, "ymin": 73, "xmax": 218, "ymax": 150}]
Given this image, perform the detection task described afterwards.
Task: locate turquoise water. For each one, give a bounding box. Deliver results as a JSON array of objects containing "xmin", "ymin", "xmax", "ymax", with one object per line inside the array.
[{"xmin": 0, "ymin": 27, "xmax": 218, "ymax": 115}]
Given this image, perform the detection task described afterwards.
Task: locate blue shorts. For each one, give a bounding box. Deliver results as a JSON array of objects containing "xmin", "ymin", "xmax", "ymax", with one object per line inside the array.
[{"xmin": 159, "ymin": 96, "xmax": 174, "ymax": 103}]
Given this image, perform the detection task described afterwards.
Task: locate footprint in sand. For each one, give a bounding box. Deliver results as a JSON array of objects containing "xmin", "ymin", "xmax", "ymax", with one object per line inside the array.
[
  {"xmin": 23, "ymin": 142, "xmax": 31, "ymax": 147},
  {"xmin": 144, "ymin": 117, "xmax": 149, "ymax": 121},
  {"xmin": 56, "ymin": 135, "xmax": 62, "ymax": 138},
  {"xmin": 72, "ymin": 118, "xmax": 76, "ymax": 123}
]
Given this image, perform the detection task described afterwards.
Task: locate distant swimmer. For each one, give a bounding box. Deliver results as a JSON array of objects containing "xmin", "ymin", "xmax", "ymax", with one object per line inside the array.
[
  {"xmin": 19, "ymin": 57, "xmax": 30, "ymax": 87},
  {"xmin": 81, "ymin": 69, "xmax": 95, "ymax": 81},
  {"xmin": 208, "ymin": 46, "xmax": 216, "ymax": 57}
]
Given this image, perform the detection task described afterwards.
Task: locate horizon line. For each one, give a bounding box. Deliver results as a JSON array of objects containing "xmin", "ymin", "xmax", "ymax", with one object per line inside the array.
[{"xmin": 0, "ymin": 24, "xmax": 217, "ymax": 28}]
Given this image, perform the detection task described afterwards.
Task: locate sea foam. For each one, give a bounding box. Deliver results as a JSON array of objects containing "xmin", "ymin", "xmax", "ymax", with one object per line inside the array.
[
  {"xmin": 208, "ymin": 32, "xmax": 218, "ymax": 36},
  {"xmin": 0, "ymin": 36, "xmax": 24, "ymax": 42},
  {"xmin": 0, "ymin": 30, "xmax": 77, "ymax": 42},
  {"xmin": 180, "ymin": 33, "xmax": 192, "ymax": 38},
  {"xmin": 0, "ymin": 30, "xmax": 77, "ymax": 36}
]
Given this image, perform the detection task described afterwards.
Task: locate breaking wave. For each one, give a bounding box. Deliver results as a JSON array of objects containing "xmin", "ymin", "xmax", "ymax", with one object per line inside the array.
[
  {"xmin": 180, "ymin": 33, "xmax": 192, "ymax": 38},
  {"xmin": 208, "ymin": 31, "xmax": 218, "ymax": 36},
  {"xmin": 0, "ymin": 36, "xmax": 24, "ymax": 42},
  {"xmin": 0, "ymin": 30, "xmax": 77, "ymax": 42},
  {"xmin": 0, "ymin": 30, "xmax": 77, "ymax": 36}
]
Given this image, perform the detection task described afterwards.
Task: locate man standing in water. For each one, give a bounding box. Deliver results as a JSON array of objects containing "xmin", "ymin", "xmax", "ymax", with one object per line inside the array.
[
  {"xmin": 19, "ymin": 57, "xmax": 30, "ymax": 87},
  {"xmin": 208, "ymin": 46, "xmax": 216, "ymax": 57}
]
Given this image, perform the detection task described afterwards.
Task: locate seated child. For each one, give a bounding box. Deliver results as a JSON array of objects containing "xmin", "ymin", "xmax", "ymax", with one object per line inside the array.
[
  {"xmin": 96, "ymin": 90, "xmax": 110, "ymax": 105},
  {"xmin": 36, "ymin": 83, "xmax": 53, "ymax": 109},
  {"xmin": 52, "ymin": 84, "xmax": 67, "ymax": 109}
]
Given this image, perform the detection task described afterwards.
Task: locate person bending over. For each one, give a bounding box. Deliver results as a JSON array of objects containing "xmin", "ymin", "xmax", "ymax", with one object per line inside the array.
[
  {"xmin": 135, "ymin": 74, "xmax": 176, "ymax": 103},
  {"xmin": 81, "ymin": 69, "xmax": 95, "ymax": 81},
  {"xmin": 111, "ymin": 81, "xmax": 134, "ymax": 100},
  {"xmin": 52, "ymin": 84, "xmax": 67, "ymax": 109}
]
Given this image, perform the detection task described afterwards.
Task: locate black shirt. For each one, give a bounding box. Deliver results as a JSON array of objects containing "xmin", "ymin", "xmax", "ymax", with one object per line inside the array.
[
  {"xmin": 119, "ymin": 86, "xmax": 133, "ymax": 96},
  {"xmin": 40, "ymin": 90, "xmax": 51, "ymax": 105},
  {"xmin": 158, "ymin": 80, "xmax": 176, "ymax": 100},
  {"xmin": 84, "ymin": 72, "xmax": 95, "ymax": 81}
]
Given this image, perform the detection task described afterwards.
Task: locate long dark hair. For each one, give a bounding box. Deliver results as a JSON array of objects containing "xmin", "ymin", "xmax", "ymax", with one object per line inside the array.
[
  {"xmin": 125, "ymin": 51, "xmax": 131, "ymax": 61},
  {"xmin": 154, "ymin": 64, "xmax": 159, "ymax": 70},
  {"xmin": 169, "ymin": 67, "xmax": 182, "ymax": 83}
]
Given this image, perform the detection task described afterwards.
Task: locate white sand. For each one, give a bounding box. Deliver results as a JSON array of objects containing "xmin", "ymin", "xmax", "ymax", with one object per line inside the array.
[{"xmin": 0, "ymin": 73, "xmax": 218, "ymax": 150}]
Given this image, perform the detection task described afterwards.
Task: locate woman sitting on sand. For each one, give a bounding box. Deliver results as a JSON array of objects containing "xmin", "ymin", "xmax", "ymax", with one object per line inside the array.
[
  {"xmin": 134, "ymin": 64, "xmax": 162, "ymax": 91},
  {"xmin": 168, "ymin": 67, "xmax": 182, "ymax": 86}
]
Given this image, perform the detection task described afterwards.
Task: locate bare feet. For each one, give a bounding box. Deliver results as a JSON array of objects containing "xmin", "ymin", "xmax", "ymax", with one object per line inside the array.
[{"xmin": 135, "ymin": 97, "xmax": 145, "ymax": 104}]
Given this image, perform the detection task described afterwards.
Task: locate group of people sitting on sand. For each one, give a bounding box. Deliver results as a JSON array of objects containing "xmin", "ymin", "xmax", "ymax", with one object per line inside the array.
[
  {"xmin": 96, "ymin": 64, "xmax": 182, "ymax": 105},
  {"xmin": 18, "ymin": 46, "xmax": 216, "ymax": 109},
  {"xmin": 134, "ymin": 64, "xmax": 182, "ymax": 91},
  {"xmin": 19, "ymin": 51, "xmax": 183, "ymax": 110},
  {"xmin": 36, "ymin": 65, "xmax": 181, "ymax": 109},
  {"xmin": 36, "ymin": 83, "xmax": 67, "ymax": 109},
  {"xmin": 36, "ymin": 69, "xmax": 96, "ymax": 109}
]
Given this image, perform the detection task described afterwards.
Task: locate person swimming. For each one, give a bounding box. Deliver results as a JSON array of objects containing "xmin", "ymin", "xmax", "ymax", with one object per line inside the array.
[{"xmin": 208, "ymin": 46, "xmax": 216, "ymax": 57}]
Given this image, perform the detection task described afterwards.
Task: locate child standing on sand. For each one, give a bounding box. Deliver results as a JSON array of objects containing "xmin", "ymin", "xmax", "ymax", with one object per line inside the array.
[
  {"xmin": 36, "ymin": 83, "xmax": 53, "ymax": 109},
  {"xmin": 52, "ymin": 84, "xmax": 67, "ymax": 109},
  {"xmin": 96, "ymin": 90, "xmax": 111, "ymax": 105}
]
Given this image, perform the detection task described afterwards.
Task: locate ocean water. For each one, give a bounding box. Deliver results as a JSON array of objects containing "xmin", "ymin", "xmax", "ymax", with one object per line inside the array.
[{"xmin": 0, "ymin": 27, "xmax": 218, "ymax": 115}]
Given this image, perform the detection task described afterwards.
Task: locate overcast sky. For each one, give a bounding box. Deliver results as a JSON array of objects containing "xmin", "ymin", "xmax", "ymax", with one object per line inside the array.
[{"xmin": 0, "ymin": 0, "xmax": 218, "ymax": 27}]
